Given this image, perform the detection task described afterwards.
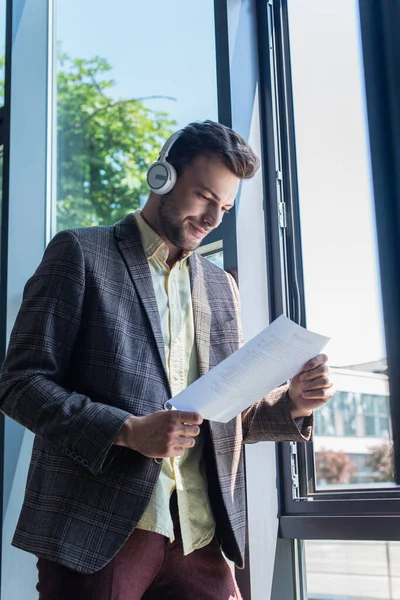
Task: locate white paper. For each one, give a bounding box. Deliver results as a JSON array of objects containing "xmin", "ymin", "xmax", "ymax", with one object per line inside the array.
[{"xmin": 172, "ymin": 314, "xmax": 330, "ymax": 423}]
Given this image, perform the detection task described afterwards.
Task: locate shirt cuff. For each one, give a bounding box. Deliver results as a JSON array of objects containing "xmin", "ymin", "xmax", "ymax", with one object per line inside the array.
[{"xmin": 294, "ymin": 416, "xmax": 305, "ymax": 431}]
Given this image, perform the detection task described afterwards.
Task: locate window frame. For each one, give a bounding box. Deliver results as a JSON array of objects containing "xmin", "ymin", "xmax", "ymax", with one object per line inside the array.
[
  {"xmin": 0, "ymin": 0, "xmax": 13, "ymax": 593},
  {"xmin": 260, "ymin": 0, "xmax": 400, "ymax": 542}
]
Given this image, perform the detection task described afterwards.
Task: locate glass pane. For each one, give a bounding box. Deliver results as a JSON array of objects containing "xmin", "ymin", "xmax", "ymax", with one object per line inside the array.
[
  {"xmin": 0, "ymin": 146, "xmax": 3, "ymax": 255},
  {"xmin": 287, "ymin": 0, "xmax": 393, "ymax": 488},
  {"xmin": 365, "ymin": 415, "xmax": 376, "ymax": 437},
  {"xmin": 56, "ymin": 0, "xmax": 217, "ymax": 232},
  {"xmin": 205, "ymin": 250, "xmax": 224, "ymax": 269},
  {"xmin": 378, "ymin": 396, "xmax": 388, "ymax": 413},
  {"xmin": 305, "ymin": 540, "xmax": 400, "ymax": 600},
  {"xmin": 0, "ymin": 0, "xmax": 5, "ymax": 106}
]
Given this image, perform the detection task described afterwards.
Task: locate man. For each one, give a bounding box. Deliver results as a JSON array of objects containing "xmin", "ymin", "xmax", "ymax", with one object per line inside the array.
[{"xmin": 0, "ymin": 120, "xmax": 334, "ymax": 599}]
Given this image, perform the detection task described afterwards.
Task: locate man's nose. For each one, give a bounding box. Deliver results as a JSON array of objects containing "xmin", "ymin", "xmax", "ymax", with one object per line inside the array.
[{"xmin": 203, "ymin": 205, "xmax": 223, "ymax": 229}]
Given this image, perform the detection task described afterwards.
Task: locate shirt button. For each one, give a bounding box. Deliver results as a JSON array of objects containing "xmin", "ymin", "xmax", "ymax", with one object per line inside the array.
[
  {"xmin": 163, "ymin": 401, "xmax": 173, "ymax": 411},
  {"xmin": 154, "ymin": 458, "xmax": 163, "ymax": 464}
]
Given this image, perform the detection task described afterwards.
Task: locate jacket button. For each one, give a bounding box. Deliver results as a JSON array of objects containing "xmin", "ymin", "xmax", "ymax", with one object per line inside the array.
[
  {"xmin": 77, "ymin": 456, "xmax": 83, "ymax": 463},
  {"xmin": 163, "ymin": 401, "xmax": 172, "ymax": 410},
  {"xmin": 66, "ymin": 449, "xmax": 72, "ymax": 456},
  {"xmin": 82, "ymin": 459, "xmax": 89, "ymax": 467},
  {"xmin": 71, "ymin": 451, "xmax": 77, "ymax": 459},
  {"xmin": 154, "ymin": 458, "xmax": 163, "ymax": 464}
]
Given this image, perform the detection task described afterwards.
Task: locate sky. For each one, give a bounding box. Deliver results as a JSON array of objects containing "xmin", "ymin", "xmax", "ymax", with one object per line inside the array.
[
  {"xmin": 56, "ymin": 0, "xmax": 385, "ymax": 368},
  {"xmin": 57, "ymin": 0, "xmax": 218, "ymax": 128}
]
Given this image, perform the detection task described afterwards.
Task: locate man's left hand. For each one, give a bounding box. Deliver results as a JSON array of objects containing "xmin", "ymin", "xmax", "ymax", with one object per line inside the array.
[{"xmin": 288, "ymin": 354, "xmax": 335, "ymax": 419}]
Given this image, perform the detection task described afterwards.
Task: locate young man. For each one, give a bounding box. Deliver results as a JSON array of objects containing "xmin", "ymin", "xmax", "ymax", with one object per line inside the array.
[{"xmin": 0, "ymin": 120, "xmax": 334, "ymax": 599}]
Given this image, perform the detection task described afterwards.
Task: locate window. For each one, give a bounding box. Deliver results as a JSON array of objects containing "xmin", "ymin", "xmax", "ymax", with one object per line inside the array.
[
  {"xmin": 268, "ymin": 0, "xmax": 400, "ymax": 545},
  {"xmin": 305, "ymin": 540, "xmax": 400, "ymax": 600},
  {"xmin": 205, "ymin": 251, "xmax": 224, "ymax": 269},
  {"xmin": 197, "ymin": 241, "xmax": 224, "ymax": 270},
  {"xmin": 286, "ymin": 0, "xmax": 390, "ymax": 491},
  {"xmin": 314, "ymin": 386, "xmax": 393, "ymax": 486},
  {"xmin": 55, "ymin": 0, "xmax": 218, "ymax": 233}
]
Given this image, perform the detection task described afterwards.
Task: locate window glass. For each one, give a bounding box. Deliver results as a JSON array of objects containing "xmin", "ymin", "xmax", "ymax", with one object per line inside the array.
[
  {"xmin": 305, "ymin": 540, "xmax": 400, "ymax": 600},
  {"xmin": 0, "ymin": 0, "xmax": 5, "ymax": 106},
  {"xmin": 0, "ymin": 146, "xmax": 3, "ymax": 273},
  {"xmin": 56, "ymin": 0, "xmax": 218, "ymax": 232},
  {"xmin": 0, "ymin": 0, "xmax": 5, "ymax": 311},
  {"xmin": 205, "ymin": 250, "xmax": 224, "ymax": 270},
  {"xmin": 287, "ymin": 0, "xmax": 393, "ymax": 488}
]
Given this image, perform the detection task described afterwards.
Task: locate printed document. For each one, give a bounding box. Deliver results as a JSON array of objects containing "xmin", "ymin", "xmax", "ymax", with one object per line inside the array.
[{"xmin": 173, "ymin": 314, "xmax": 330, "ymax": 422}]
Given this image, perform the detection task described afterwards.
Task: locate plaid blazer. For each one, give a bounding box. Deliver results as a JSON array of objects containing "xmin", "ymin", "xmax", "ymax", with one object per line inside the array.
[{"xmin": 0, "ymin": 214, "xmax": 312, "ymax": 574}]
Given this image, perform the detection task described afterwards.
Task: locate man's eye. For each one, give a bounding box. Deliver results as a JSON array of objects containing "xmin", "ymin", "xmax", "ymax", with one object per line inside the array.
[{"xmin": 199, "ymin": 193, "xmax": 230, "ymax": 216}]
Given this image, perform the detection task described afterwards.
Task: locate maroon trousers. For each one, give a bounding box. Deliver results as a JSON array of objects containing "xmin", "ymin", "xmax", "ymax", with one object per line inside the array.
[{"xmin": 36, "ymin": 498, "xmax": 242, "ymax": 600}]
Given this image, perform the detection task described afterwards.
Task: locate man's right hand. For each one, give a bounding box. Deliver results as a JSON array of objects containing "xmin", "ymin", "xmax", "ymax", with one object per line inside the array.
[{"xmin": 114, "ymin": 410, "xmax": 203, "ymax": 458}]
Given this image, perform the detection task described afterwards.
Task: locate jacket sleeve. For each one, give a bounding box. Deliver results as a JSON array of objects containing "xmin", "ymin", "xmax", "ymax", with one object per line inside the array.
[
  {"xmin": 225, "ymin": 272, "xmax": 314, "ymax": 444},
  {"xmin": 0, "ymin": 230, "xmax": 132, "ymax": 476},
  {"xmin": 241, "ymin": 384, "xmax": 313, "ymax": 443}
]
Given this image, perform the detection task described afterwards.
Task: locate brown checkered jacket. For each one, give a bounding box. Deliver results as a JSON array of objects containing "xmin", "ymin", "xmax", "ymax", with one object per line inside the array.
[{"xmin": 0, "ymin": 214, "xmax": 312, "ymax": 573}]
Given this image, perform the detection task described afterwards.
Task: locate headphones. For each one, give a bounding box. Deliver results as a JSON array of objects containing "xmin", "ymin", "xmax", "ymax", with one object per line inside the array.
[{"xmin": 146, "ymin": 130, "xmax": 183, "ymax": 195}]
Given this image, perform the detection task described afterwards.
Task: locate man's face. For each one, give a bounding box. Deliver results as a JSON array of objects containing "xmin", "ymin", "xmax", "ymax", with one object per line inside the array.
[{"xmin": 158, "ymin": 155, "xmax": 239, "ymax": 252}]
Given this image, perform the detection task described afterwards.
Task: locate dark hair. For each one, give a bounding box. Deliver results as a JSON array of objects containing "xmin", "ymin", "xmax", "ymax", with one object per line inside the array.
[{"xmin": 166, "ymin": 120, "xmax": 260, "ymax": 180}]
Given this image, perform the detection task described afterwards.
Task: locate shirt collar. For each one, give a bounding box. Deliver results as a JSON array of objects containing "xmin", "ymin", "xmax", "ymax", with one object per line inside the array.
[{"xmin": 133, "ymin": 209, "xmax": 192, "ymax": 263}]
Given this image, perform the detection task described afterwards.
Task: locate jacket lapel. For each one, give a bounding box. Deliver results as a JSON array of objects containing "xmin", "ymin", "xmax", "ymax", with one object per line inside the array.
[
  {"xmin": 114, "ymin": 214, "xmax": 168, "ymax": 382},
  {"xmin": 114, "ymin": 217, "xmax": 212, "ymax": 393},
  {"xmin": 189, "ymin": 253, "xmax": 212, "ymax": 377},
  {"xmin": 189, "ymin": 255, "xmax": 238, "ymax": 442}
]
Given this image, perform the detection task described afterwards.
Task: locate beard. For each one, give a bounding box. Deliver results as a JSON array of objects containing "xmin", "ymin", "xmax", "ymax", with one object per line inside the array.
[{"xmin": 158, "ymin": 196, "xmax": 206, "ymax": 252}]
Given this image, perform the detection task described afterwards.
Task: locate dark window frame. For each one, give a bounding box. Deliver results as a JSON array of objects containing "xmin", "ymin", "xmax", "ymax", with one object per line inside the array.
[{"xmin": 0, "ymin": 0, "xmax": 13, "ymax": 594}]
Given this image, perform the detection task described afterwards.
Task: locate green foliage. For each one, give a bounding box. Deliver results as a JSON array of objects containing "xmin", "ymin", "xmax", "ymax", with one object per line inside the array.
[
  {"xmin": 364, "ymin": 442, "xmax": 394, "ymax": 482},
  {"xmin": 57, "ymin": 53, "xmax": 176, "ymax": 231}
]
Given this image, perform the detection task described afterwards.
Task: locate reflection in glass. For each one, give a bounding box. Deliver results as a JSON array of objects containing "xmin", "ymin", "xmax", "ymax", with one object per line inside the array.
[
  {"xmin": 205, "ymin": 250, "xmax": 224, "ymax": 270},
  {"xmin": 56, "ymin": 0, "xmax": 217, "ymax": 232},
  {"xmin": 287, "ymin": 0, "xmax": 392, "ymax": 487},
  {"xmin": 305, "ymin": 540, "xmax": 400, "ymax": 600}
]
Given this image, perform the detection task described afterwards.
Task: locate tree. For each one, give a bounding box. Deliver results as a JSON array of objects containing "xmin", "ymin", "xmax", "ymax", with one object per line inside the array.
[
  {"xmin": 57, "ymin": 53, "xmax": 176, "ymax": 231},
  {"xmin": 365, "ymin": 442, "xmax": 394, "ymax": 482},
  {"xmin": 316, "ymin": 450, "xmax": 357, "ymax": 485}
]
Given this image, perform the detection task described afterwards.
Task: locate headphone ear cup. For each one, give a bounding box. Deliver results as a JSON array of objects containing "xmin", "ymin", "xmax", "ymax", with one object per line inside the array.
[{"xmin": 147, "ymin": 161, "xmax": 177, "ymax": 195}]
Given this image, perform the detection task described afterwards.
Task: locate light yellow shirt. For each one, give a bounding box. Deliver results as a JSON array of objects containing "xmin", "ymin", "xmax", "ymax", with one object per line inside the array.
[{"xmin": 134, "ymin": 210, "xmax": 215, "ymax": 555}]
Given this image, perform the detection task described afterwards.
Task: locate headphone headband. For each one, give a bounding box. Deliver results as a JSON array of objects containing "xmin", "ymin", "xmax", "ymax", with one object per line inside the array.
[{"xmin": 158, "ymin": 130, "xmax": 183, "ymax": 160}]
